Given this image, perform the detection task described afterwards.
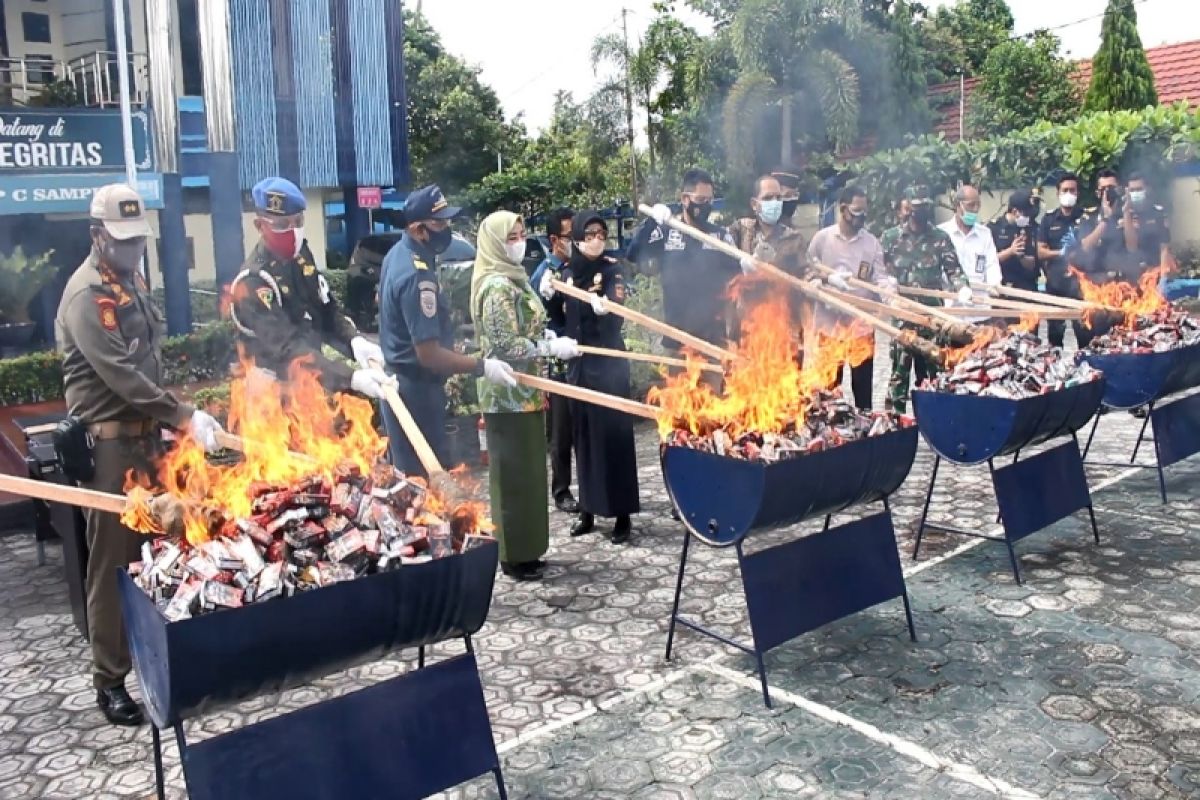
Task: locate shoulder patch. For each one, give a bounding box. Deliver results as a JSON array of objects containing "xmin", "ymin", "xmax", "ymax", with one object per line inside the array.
[
  {"xmin": 419, "ymin": 288, "xmax": 438, "ymax": 318},
  {"xmin": 648, "ymin": 226, "xmax": 664, "ymax": 245},
  {"xmin": 96, "ymin": 297, "xmax": 118, "ymax": 331},
  {"xmin": 256, "ymin": 286, "xmax": 275, "ymax": 308}
]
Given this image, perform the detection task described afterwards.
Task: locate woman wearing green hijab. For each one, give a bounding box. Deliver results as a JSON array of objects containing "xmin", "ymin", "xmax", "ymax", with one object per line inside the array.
[{"xmin": 471, "ymin": 210, "xmax": 581, "ymax": 580}]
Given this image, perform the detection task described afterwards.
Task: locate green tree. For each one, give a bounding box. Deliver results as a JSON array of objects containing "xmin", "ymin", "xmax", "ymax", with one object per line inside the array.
[
  {"xmin": 968, "ymin": 30, "xmax": 1081, "ymax": 137},
  {"xmin": 920, "ymin": 0, "xmax": 1014, "ymax": 80},
  {"xmin": 403, "ymin": 12, "xmax": 524, "ymax": 195},
  {"xmin": 1083, "ymin": 0, "xmax": 1158, "ymax": 113},
  {"xmin": 720, "ymin": 0, "xmax": 866, "ymax": 179}
]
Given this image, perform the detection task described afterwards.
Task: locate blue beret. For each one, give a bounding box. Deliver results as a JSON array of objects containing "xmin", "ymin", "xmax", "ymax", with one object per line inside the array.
[
  {"xmin": 252, "ymin": 177, "xmax": 306, "ymax": 217},
  {"xmin": 404, "ymin": 184, "xmax": 461, "ymax": 222}
]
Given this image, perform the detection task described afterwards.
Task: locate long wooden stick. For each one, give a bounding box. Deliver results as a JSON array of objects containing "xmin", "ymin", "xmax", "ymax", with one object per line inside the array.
[
  {"xmin": 213, "ymin": 431, "xmax": 319, "ymax": 466},
  {"xmin": 576, "ymin": 344, "xmax": 723, "ymax": 373},
  {"xmin": 0, "ymin": 473, "xmax": 126, "ymax": 514},
  {"xmin": 933, "ymin": 306, "xmax": 1082, "ymax": 320},
  {"xmin": 897, "ymin": 285, "xmax": 1083, "ymax": 315},
  {"xmin": 989, "ymin": 283, "xmax": 1110, "ymax": 311},
  {"xmin": 381, "ymin": 385, "xmax": 446, "ymax": 476},
  {"xmin": 549, "ymin": 278, "xmax": 735, "ymax": 363},
  {"xmin": 639, "ymin": 206, "xmax": 943, "ymax": 363},
  {"xmin": 823, "ymin": 288, "xmax": 937, "ymax": 328},
  {"xmin": 512, "ymin": 373, "xmax": 660, "ymax": 421}
]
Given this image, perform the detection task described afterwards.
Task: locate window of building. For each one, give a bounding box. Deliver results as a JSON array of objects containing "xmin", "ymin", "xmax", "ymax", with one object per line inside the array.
[
  {"xmin": 179, "ymin": 0, "xmax": 203, "ymax": 96},
  {"xmin": 24, "ymin": 55, "xmax": 55, "ymax": 85},
  {"xmin": 21, "ymin": 12, "xmax": 51, "ymax": 44}
]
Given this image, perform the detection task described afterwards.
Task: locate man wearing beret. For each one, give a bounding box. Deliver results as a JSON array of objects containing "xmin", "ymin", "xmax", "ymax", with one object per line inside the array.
[
  {"xmin": 378, "ymin": 184, "xmax": 515, "ymax": 475},
  {"xmin": 229, "ymin": 177, "xmax": 393, "ymax": 398}
]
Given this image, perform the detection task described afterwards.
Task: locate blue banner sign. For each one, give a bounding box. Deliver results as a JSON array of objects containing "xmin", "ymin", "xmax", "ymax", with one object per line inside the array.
[
  {"xmin": 0, "ymin": 108, "xmax": 153, "ymax": 173},
  {"xmin": 0, "ymin": 172, "xmax": 164, "ymax": 215}
]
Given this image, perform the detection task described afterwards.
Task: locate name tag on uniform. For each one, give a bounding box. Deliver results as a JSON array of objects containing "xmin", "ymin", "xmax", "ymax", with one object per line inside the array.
[
  {"xmin": 857, "ymin": 260, "xmax": 872, "ymax": 280},
  {"xmin": 974, "ymin": 255, "xmax": 986, "ymax": 276}
]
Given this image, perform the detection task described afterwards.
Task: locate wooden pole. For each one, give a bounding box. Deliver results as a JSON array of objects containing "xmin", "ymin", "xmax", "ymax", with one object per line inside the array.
[
  {"xmin": 576, "ymin": 344, "xmax": 723, "ymax": 373},
  {"xmin": 0, "ymin": 473, "xmax": 127, "ymax": 514},
  {"xmin": 638, "ymin": 206, "xmax": 944, "ymax": 364},
  {"xmin": 549, "ymin": 278, "xmax": 735, "ymax": 363},
  {"xmin": 380, "ymin": 385, "xmax": 446, "ymax": 477},
  {"xmin": 899, "ymin": 284, "xmax": 1080, "ymax": 314},
  {"xmin": 933, "ymin": 306, "xmax": 1082, "ymax": 320},
  {"xmin": 989, "ymin": 283, "xmax": 1111, "ymax": 311},
  {"xmin": 823, "ymin": 288, "xmax": 938, "ymax": 328},
  {"xmin": 512, "ymin": 373, "xmax": 660, "ymax": 421},
  {"xmin": 213, "ymin": 431, "xmax": 319, "ymax": 466}
]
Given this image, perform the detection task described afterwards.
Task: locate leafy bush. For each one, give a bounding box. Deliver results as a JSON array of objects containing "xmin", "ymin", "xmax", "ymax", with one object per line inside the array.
[
  {"xmin": 0, "ymin": 247, "xmax": 56, "ymax": 324},
  {"xmin": 0, "ymin": 322, "xmax": 235, "ymax": 407},
  {"xmin": 151, "ymin": 280, "xmax": 221, "ymax": 325}
]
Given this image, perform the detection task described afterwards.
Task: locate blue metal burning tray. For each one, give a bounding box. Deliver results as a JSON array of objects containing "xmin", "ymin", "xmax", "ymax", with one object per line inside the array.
[
  {"xmin": 912, "ymin": 379, "xmax": 1105, "ymax": 465},
  {"xmin": 911, "ymin": 383, "xmax": 1105, "ymax": 582},
  {"xmin": 660, "ymin": 426, "xmax": 920, "ymax": 706},
  {"xmin": 661, "ymin": 424, "xmax": 919, "ymax": 547}
]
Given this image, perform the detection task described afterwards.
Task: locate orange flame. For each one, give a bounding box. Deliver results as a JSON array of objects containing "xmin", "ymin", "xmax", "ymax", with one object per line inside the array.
[
  {"xmin": 121, "ymin": 357, "xmax": 489, "ymax": 545},
  {"xmin": 647, "ymin": 298, "xmax": 874, "ymax": 437},
  {"xmin": 1070, "ymin": 266, "xmax": 1167, "ymax": 328}
]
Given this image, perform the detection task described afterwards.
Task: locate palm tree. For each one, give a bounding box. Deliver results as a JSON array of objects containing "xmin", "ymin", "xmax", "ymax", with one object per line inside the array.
[{"xmin": 722, "ymin": 0, "xmax": 864, "ymax": 175}]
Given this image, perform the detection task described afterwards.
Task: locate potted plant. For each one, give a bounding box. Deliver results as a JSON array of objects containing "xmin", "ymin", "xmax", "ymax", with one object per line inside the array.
[{"xmin": 0, "ymin": 248, "xmax": 56, "ymax": 351}]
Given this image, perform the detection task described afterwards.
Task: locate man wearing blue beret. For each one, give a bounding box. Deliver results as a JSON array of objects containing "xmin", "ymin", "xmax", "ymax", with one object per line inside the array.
[
  {"xmin": 229, "ymin": 177, "xmax": 393, "ymax": 398},
  {"xmin": 378, "ymin": 184, "xmax": 515, "ymax": 475}
]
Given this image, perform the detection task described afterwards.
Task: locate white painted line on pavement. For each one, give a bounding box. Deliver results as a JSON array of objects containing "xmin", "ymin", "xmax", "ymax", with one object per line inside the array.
[
  {"xmin": 905, "ymin": 466, "xmax": 1142, "ymax": 578},
  {"xmin": 700, "ymin": 662, "xmax": 1044, "ymax": 800}
]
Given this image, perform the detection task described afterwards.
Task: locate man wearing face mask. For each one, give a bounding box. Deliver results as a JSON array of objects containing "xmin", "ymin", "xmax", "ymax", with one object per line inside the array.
[
  {"xmin": 56, "ymin": 184, "xmax": 225, "ymax": 726},
  {"xmin": 770, "ymin": 166, "xmax": 804, "ymax": 226},
  {"xmin": 989, "ymin": 190, "xmax": 1041, "ymax": 293},
  {"xmin": 229, "ymin": 177, "xmax": 391, "ymax": 399},
  {"xmin": 805, "ymin": 186, "xmax": 892, "ymax": 410},
  {"xmin": 938, "ymin": 183, "xmax": 1003, "ymax": 324},
  {"xmin": 881, "ymin": 185, "xmax": 968, "ymax": 412},
  {"xmin": 728, "ymin": 174, "xmax": 807, "ymax": 274},
  {"xmin": 1122, "ymin": 172, "xmax": 1175, "ymax": 282},
  {"xmin": 1038, "ymin": 173, "xmax": 1086, "ymax": 348},
  {"xmin": 378, "ymin": 184, "xmax": 517, "ymax": 475},
  {"xmin": 628, "ymin": 168, "xmax": 742, "ymax": 358}
]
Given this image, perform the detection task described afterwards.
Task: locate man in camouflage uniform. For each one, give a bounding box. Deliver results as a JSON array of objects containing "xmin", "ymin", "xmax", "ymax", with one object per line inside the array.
[{"xmin": 880, "ymin": 186, "xmax": 969, "ymax": 412}]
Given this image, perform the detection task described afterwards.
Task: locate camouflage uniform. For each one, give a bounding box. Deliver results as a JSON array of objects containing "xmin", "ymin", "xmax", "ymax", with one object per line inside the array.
[{"xmin": 880, "ymin": 221, "xmax": 967, "ymax": 412}]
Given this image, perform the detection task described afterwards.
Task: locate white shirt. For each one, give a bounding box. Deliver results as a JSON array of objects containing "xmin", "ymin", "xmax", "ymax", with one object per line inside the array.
[{"xmin": 939, "ymin": 218, "xmax": 1002, "ymax": 322}]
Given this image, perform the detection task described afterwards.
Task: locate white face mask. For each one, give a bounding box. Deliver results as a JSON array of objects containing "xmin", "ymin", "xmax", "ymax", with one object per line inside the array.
[
  {"xmin": 1015, "ymin": 215, "xmax": 1030, "ymax": 228},
  {"xmin": 1059, "ymin": 192, "xmax": 1077, "ymax": 209},
  {"xmin": 504, "ymin": 240, "xmax": 525, "ymax": 264},
  {"xmin": 757, "ymin": 199, "xmax": 783, "ymax": 225},
  {"xmin": 556, "ymin": 239, "xmax": 571, "ymax": 260},
  {"xmin": 579, "ymin": 238, "xmax": 605, "ymax": 258},
  {"xmin": 292, "ymin": 225, "xmax": 305, "ymax": 257}
]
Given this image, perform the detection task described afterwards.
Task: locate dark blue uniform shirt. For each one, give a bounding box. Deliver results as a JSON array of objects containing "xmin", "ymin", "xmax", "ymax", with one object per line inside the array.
[{"xmin": 378, "ymin": 233, "xmax": 454, "ymax": 380}]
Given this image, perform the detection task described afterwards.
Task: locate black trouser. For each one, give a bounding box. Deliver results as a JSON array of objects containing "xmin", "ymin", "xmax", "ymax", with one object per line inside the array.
[
  {"xmin": 547, "ymin": 390, "xmax": 574, "ymax": 501},
  {"xmin": 826, "ymin": 358, "xmax": 874, "ymax": 410}
]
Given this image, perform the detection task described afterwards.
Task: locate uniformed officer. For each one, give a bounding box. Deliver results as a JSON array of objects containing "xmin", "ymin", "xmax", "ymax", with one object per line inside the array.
[
  {"xmin": 377, "ymin": 184, "xmax": 516, "ymax": 475},
  {"xmin": 1123, "ymin": 171, "xmax": 1176, "ymax": 278},
  {"xmin": 880, "ymin": 186, "xmax": 970, "ymax": 412},
  {"xmin": 1038, "ymin": 172, "xmax": 1085, "ymax": 348},
  {"xmin": 229, "ymin": 177, "xmax": 392, "ymax": 399},
  {"xmin": 628, "ymin": 168, "xmax": 746, "ymax": 368},
  {"xmin": 990, "ymin": 189, "xmax": 1041, "ymax": 292},
  {"xmin": 55, "ymin": 184, "xmax": 224, "ymax": 725}
]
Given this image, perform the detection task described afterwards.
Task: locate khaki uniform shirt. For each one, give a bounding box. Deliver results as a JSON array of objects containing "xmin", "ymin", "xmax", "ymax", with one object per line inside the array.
[{"xmin": 55, "ymin": 252, "xmax": 192, "ymax": 427}]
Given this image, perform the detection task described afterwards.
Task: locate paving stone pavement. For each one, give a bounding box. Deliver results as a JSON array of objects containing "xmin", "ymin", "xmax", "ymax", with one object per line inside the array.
[{"xmin": 1, "ymin": 338, "xmax": 1198, "ymax": 799}]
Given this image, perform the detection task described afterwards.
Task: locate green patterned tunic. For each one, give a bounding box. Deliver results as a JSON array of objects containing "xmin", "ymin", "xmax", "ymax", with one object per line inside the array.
[{"xmin": 475, "ymin": 274, "xmax": 547, "ymax": 413}]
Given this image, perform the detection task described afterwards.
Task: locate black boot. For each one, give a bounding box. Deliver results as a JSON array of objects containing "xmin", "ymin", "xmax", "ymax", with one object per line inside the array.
[
  {"xmin": 570, "ymin": 512, "xmax": 595, "ymax": 537},
  {"xmin": 501, "ymin": 562, "xmax": 543, "ymax": 581},
  {"xmin": 554, "ymin": 494, "xmax": 580, "ymax": 513},
  {"xmin": 611, "ymin": 515, "xmax": 632, "ymax": 544},
  {"xmin": 97, "ymin": 686, "xmax": 144, "ymax": 726}
]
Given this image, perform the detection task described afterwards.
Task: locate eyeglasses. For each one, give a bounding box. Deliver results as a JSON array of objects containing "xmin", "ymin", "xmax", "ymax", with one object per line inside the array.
[{"xmin": 582, "ymin": 229, "xmax": 607, "ymax": 241}]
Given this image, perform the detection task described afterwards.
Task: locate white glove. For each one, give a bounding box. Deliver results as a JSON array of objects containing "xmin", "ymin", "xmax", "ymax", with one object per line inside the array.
[
  {"xmin": 189, "ymin": 409, "xmax": 223, "ymax": 454},
  {"xmin": 538, "ymin": 269, "xmax": 556, "ymax": 301},
  {"xmin": 350, "ymin": 336, "xmax": 383, "ymax": 370},
  {"xmin": 957, "ymin": 285, "xmax": 975, "ymax": 305},
  {"xmin": 482, "ymin": 358, "xmax": 517, "ymax": 387},
  {"xmin": 881, "ymin": 277, "xmax": 899, "ymax": 296},
  {"xmin": 546, "ymin": 336, "xmax": 581, "ymax": 360},
  {"xmin": 590, "ymin": 295, "xmax": 610, "ymax": 316},
  {"xmin": 650, "ymin": 203, "xmax": 672, "ymax": 225},
  {"xmin": 827, "ymin": 272, "xmax": 851, "ymax": 291},
  {"xmin": 351, "ymin": 368, "xmax": 395, "ymax": 400},
  {"xmin": 739, "ymin": 255, "xmax": 757, "ymax": 275}
]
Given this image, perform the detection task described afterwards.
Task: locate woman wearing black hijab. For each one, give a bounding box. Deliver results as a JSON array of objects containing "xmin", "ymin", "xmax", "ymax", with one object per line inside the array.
[{"xmin": 547, "ymin": 210, "xmax": 640, "ymax": 542}]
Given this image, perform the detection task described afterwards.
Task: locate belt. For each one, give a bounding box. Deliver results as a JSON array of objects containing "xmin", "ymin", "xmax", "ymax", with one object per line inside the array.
[{"xmin": 87, "ymin": 419, "xmax": 159, "ymax": 440}]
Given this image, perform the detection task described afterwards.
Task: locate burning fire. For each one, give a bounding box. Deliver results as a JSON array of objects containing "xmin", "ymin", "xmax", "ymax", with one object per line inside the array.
[
  {"xmin": 941, "ymin": 312, "xmax": 1041, "ymax": 368},
  {"xmin": 1070, "ymin": 266, "xmax": 1167, "ymax": 328},
  {"xmin": 648, "ymin": 297, "xmax": 874, "ymax": 437},
  {"xmin": 122, "ymin": 357, "xmax": 488, "ymax": 545}
]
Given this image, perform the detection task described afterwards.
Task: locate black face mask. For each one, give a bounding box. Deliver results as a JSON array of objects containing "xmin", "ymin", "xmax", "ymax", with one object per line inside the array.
[
  {"xmin": 97, "ymin": 233, "xmax": 146, "ymax": 273},
  {"xmin": 781, "ymin": 199, "xmax": 799, "ymax": 220},
  {"xmin": 424, "ymin": 225, "xmax": 453, "ymax": 254},
  {"xmin": 912, "ymin": 205, "xmax": 935, "ymax": 226},
  {"xmin": 686, "ymin": 201, "xmax": 712, "ymax": 225},
  {"xmin": 844, "ymin": 209, "xmax": 866, "ymax": 231}
]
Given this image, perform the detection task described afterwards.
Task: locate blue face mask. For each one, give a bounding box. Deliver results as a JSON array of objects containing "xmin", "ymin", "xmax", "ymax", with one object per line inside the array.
[{"xmin": 757, "ymin": 200, "xmax": 783, "ymax": 225}]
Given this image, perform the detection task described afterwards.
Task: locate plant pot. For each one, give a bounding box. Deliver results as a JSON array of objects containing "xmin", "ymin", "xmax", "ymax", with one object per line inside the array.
[
  {"xmin": 443, "ymin": 414, "xmax": 482, "ymax": 469},
  {"xmin": 0, "ymin": 322, "xmax": 37, "ymax": 358}
]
